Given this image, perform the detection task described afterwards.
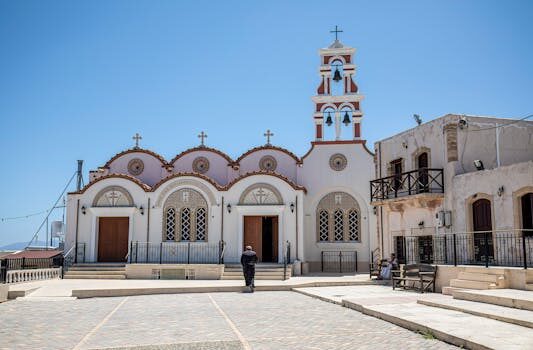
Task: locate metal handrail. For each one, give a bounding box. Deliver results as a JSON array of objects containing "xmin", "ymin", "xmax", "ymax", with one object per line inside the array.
[
  {"xmin": 219, "ymin": 240, "xmax": 227, "ymax": 264},
  {"xmin": 63, "ymin": 245, "xmax": 75, "ymax": 259}
]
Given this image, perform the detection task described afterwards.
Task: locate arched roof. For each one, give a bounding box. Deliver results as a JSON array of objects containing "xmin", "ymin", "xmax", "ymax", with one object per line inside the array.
[
  {"xmin": 71, "ymin": 174, "xmax": 152, "ymax": 194},
  {"xmin": 151, "ymin": 172, "xmax": 224, "ymax": 192},
  {"xmin": 234, "ymin": 145, "xmax": 302, "ymax": 164},
  {"xmin": 169, "ymin": 146, "xmax": 233, "ymax": 165},
  {"xmin": 225, "ymin": 171, "xmax": 307, "ymax": 193},
  {"xmin": 103, "ymin": 148, "xmax": 168, "ymax": 168}
]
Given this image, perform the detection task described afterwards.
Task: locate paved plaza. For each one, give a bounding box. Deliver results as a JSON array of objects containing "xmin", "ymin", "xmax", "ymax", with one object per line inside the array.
[{"xmin": 0, "ymin": 291, "xmax": 456, "ymax": 350}]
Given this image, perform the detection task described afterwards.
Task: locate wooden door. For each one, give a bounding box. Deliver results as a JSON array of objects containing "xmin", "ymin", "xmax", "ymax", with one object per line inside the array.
[
  {"xmin": 98, "ymin": 217, "xmax": 129, "ymax": 262},
  {"xmin": 244, "ymin": 216, "xmax": 262, "ymax": 261},
  {"xmin": 522, "ymin": 193, "xmax": 533, "ymax": 235},
  {"xmin": 417, "ymin": 152, "xmax": 429, "ymax": 192},
  {"xmin": 271, "ymin": 216, "xmax": 279, "ymax": 262},
  {"xmin": 472, "ymin": 199, "xmax": 494, "ymax": 262}
]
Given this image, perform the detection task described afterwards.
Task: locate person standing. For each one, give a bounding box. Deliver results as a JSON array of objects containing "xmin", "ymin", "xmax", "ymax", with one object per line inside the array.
[{"xmin": 241, "ymin": 245, "xmax": 258, "ymax": 292}]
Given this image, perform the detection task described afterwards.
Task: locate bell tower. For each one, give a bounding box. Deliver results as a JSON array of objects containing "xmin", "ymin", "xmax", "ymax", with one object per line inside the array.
[{"xmin": 312, "ymin": 27, "xmax": 364, "ymax": 142}]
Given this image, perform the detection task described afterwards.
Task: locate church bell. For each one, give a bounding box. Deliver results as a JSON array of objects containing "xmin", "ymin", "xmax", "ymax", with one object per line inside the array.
[
  {"xmin": 343, "ymin": 111, "xmax": 351, "ymax": 126},
  {"xmin": 332, "ymin": 68, "xmax": 342, "ymax": 82},
  {"xmin": 325, "ymin": 112, "xmax": 333, "ymax": 126}
]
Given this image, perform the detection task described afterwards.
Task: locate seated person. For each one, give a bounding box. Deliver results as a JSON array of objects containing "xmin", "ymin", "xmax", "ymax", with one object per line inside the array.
[{"xmin": 379, "ymin": 253, "xmax": 398, "ymax": 280}]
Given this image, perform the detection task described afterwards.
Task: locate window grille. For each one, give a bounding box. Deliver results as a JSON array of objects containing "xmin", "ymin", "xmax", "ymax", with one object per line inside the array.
[
  {"xmin": 348, "ymin": 209, "xmax": 359, "ymax": 241},
  {"xmin": 334, "ymin": 210, "xmax": 344, "ymax": 241},
  {"xmin": 181, "ymin": 207, "xmax": 191, "ymax": 241},
  {"xmin": 165, "ymin": 208, "xmax": 176, "ymax": 241},
  {"xmin": 319, "ymin": 210, "xmax": 329, "ymax": 241},
  {"xmin": 195, "ymin": 207, "xmax": 207, "ymax": 241}
]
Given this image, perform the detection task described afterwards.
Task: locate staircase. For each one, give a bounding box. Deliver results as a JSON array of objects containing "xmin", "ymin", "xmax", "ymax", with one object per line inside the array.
[
  {"xmin": 63, "ymin": 263, "xmax": 126, "ymax": 280},
  {"xmin": 446, "ymin": 267, "xmax": 507, "ymax": 293},
  {"xmin": 221, "ymin": 264, "xmax": 291, "ymax": 280}
]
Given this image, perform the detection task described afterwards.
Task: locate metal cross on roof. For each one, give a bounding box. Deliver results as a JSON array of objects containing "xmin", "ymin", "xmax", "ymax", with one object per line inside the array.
[
  {"xmin": 330, "ymin": 25, "xmax": 343, "ymax": 41},
  {"xmin": 132, "ymin": 133, "xmax": 142, "ymax": 149},
  {"xmin": 198, "ymin": 131, "xmax": 207, "ymax": 147},
  {"xmin": 264, "ymin": 129, "xmax": 274, "ymax": 146}
]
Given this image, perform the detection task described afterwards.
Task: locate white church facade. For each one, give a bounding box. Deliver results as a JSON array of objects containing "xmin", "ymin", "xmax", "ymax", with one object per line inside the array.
[{"xmin": 64, "ymin": 37, "xmax": 377, "ymax": 274}]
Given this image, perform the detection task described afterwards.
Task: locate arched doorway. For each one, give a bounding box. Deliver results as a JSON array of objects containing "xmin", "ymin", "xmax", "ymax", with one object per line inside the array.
[
  {"xmin": 521, "ymin": 193, "xmax": 533, "ymax": 236},
  {"xmin": 472, "ymin": 198, "xmax": 494, "ymax": 263}
]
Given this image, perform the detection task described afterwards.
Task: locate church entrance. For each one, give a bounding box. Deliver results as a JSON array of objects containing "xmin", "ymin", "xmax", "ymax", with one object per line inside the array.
[
  {"xmin": 243, "ymin": 216, "xmax": 278, "ymax": 263},
  {"xmin": 98, "ymin": 217, "xmax": 129, "ymax": 262}
]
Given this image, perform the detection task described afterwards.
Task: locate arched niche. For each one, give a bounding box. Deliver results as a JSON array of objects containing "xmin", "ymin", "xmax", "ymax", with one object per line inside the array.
[
  {"xmin": 92, "ymin": 186, "xmax": 134, "ymax": 207},
  {"xmin": 239, "ymin": 183, "xmax": 283, "ymax": 205}
]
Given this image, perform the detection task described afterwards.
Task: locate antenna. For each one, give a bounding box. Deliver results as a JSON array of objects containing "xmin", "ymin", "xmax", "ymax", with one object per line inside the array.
[{"xmin": 413, "ymin": 114, "xmax": 423, "ymax": 126}]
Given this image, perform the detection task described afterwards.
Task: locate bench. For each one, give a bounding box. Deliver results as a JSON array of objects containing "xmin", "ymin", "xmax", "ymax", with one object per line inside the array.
[{"xmin": 392, "ymin": 264, "xmax": 436, "ymax": 293}]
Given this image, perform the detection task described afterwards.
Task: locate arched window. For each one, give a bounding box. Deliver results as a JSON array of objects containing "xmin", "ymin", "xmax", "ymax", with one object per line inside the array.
[
  {"xmin": 196, "ymin": 207, "xmax": 207, "ymax": 241},
  {"xmin": 316, "ymin": 192, "xmax": 361, "ymax": 242},
  {"xmin": 163, "ymin": 188, "xmax": 208, "ymax": 242},
  {"xmin": 348, "ymin": 209, "xmax": 359, "ymax": 241},
  {"xmin": 318, "ymin": 210, "xmax": 329, "ymax": 242},
  {"xmin": 165, "ymin": 208, "xmax": 176, "ymax": 241}
]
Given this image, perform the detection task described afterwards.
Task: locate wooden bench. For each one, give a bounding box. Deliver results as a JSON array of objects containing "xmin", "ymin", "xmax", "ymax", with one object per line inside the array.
[{"xmin": 392, "ymin": 264, "xmax": 436, "ymax": 293}]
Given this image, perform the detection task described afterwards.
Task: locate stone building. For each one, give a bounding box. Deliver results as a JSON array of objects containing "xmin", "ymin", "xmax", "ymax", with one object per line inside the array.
[
  {"xmin": 371, "ymin": 114, "xmax": 533, "ymax": 265},
  {"xmin": 64, "ymin": 37, "xmax": 377, "ymax": 276}
]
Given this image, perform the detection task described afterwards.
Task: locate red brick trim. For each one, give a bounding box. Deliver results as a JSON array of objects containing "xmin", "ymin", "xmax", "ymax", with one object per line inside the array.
[
  {"xmin": 234, "ymin": 145, "xmax": 302, "ymax": 165},
  {"xmin": 169, "ymin": 146, "xmax": 234, "ymax": 165},
  {"xmin": 103, "ymin": 148, "xmax": 168, "ymax": 169},
  {"xmin": 69, "ymin": 174, "xmax": 152, "ymax": 194}
]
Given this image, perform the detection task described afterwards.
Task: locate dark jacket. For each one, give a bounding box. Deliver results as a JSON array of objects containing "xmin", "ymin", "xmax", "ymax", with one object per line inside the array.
[{"xmin": 241, "ymin": 250, "xmax": 258, "ymax": 267}]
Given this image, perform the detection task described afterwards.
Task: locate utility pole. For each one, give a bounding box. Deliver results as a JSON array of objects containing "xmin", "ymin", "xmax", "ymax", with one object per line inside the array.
[{"xmin": 76, "ymin": 160, "xmax": 83, "ymax": 191}]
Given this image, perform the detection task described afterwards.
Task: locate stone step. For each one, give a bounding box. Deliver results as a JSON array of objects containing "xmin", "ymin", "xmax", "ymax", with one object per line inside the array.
[
  {"xmin": 457, "ymin": 271, "xmax": 504, "ymax": 283},
  {"xmin": 526, "ymin": 284, "xmax": 533, "ymax": 291},
  {"xmin": 449, "ymin": 279, "xmax": 498, "ymax": 290},
  {"xmin": 341, "ymin": 300, "xmax": 533, "ymax": 350},
  {"xmin": 224, "ymin": 268, "xmax": 289, "ymax": 272},
  {"xmin": 64, "ymin": 270, "xmax": 125, "ymax": 275},
  {"xmin": 63, "ymin": 274, "xmax": 126, "ymax": 280},
  {"xmin": 463, "ymin": 266, "xmax": 507, "ymax": 275},
  {"xmin": 220, "ymin": 275, "xmax": 286, "ymax": 280},
  {"xmin": 69, "ymin": 267, "xmax": 126, "ymax": 272},
  {"xmin": 418, "ymin": 294, "xmax": 533, "ymax": 329},
  {"xmin": 441, "ymin": 286, "xmax": 465, "ymax": 296},
  {"xmin": 223, "ymin": 270, "xmax": 288, "ymax": 275},
  {"xmin": 451, "ymin": 289, "xmax": 533, "ymax": 311},
  {"xmin": 73, "ymin": 263, "xmax": 126, "ymax": 267}
]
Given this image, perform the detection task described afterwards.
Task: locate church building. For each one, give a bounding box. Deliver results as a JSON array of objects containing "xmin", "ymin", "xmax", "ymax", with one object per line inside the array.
[{"xmin": 65, "ymin": 35, "xmax": 377, "ymax": 275}]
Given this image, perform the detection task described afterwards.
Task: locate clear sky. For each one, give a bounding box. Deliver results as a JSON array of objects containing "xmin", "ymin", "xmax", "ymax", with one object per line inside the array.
[{"xmin": 0, "ymin": 0, "xmax": 532, "ymax": 246}]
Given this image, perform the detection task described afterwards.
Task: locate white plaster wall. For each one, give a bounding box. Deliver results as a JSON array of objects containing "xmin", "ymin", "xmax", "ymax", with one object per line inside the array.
[
  {"xmin": 451, "ymin": 161, "xmax": 533, "ymax": 232},
  {"xmin": 107, "ymin": 152, "xmax": 166, "ymax": 186},
  {"xmin": 238, "ymin": 150, "xmax": 298, "ymax": 182},
  {"xmin": 171, "ymin": 150, "xmax": 231, "ymax": 186},
  {"xmin": 298, "ymin": 143, "xmax": 376, "ymax": 271}
]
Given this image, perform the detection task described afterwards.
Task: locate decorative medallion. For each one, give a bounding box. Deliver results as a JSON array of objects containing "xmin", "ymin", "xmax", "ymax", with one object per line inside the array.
[
  {"xmin": 259, "ymin": 155, "xmax": 277, "ymax": 172},
  {"xmin": 329, "ymin": 153, "xmax": 347, "ymax": 171},
  {"xmin": 127, "ymin": 158, "xmax": 144, "ymax": 175},
  {"xmin": 192, "ymin": 156, "xmax": 210, "ymax": 174}
]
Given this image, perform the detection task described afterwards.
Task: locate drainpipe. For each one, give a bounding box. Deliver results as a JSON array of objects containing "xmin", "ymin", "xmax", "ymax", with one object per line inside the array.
[
  {"xmin": 378, "ymin": 142, "xmax": 384, "ymax": 255},
  {"xmin": 74, "ymin": 199, "xmax": 80, "ymax": 263},
  {"xmin": 146, "ymin": 198, "xmax": 151, "ymax": 242},
  {"xmin": 295, "ymin": 196, "xmax": 299, "ymax": 260},
  {"xmin": 495, "ymin": 123, "xmax": 500, "ymax": 168},
  {"xmin": 221, "ymin": 196, "xmax": 224, "ymax": 242}
]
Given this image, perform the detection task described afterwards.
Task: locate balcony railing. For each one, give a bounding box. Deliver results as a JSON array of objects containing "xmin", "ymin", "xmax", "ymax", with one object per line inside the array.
[{"xmin": 370, "ymin": 168, "xmax": 444, "ymax": 202}]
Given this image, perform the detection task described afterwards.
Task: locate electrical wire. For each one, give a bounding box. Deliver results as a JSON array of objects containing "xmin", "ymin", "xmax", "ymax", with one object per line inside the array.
[{"xmin": 465, "ymin": 114, "xmax": 532, "ymax": 132}]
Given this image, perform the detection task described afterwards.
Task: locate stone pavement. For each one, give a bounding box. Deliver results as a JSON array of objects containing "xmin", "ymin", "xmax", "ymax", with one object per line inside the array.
[
  {"xmin": 7, "ymin": 274, "xmax": 382, "ymax": 299},
  {"xmin": 294, "ymin": 285, "xmax": 533, "ymax": 350},
  {"xmin": 0, "ymin": 291, "xmax": 457, "ymax": 350}
]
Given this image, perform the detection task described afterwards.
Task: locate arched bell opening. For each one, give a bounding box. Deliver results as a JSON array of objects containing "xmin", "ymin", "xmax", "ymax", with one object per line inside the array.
[
  {"xmin": 322, "ymin": 106, "xmax": 336, "ymax": 141},
  {"xmin": 330, "ymin": 59, "xmax": 345, "ymax": 96}
]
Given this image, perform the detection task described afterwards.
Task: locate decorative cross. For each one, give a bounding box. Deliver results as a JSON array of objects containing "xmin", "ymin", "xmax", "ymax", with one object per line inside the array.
[
  {"xmin": 198, "ymin": 131, "xmax": 207, "ymax": 147},
  {"xmin": 132, "ymin": 133, "xmax": 142, "ymax": 149},
  {"xmin": 264, "ymin": 129, "xmax": 274, "ymax": 146},
  {"xmin": 255, "ymin": 188, "xmax": 268, "ymax": 204},
  {"xmin": 330, "ymin": 25, "xmax": 343, "ymax": 41}
]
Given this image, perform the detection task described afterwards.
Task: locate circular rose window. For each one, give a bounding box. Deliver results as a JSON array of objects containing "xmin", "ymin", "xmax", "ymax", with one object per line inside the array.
[
  {"xmin": 329, "ymin": 153, "xmax": 347, "ymax": 171},
  {"xmin": 259, "ymin": 155, "xmax": 277, "ymax": 172},
  {"xmin": 127, "ymin": 158, "xmax": 144, "ymax": 175},
  {"xmin": 192, "ymin": 157, "xmax": 210, "ymax": 174}
]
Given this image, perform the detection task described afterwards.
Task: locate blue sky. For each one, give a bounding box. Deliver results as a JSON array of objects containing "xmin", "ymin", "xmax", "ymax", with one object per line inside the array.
[{"xmin": 1, "ymin": 1, "xmax": 532, "ymax": 246}]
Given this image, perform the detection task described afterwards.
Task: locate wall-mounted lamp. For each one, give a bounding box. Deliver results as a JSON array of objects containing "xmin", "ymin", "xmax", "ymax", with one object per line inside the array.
[
  {"xmin": 418, "ymin": 221, "xmax": 424, "ymax": 228},
  {"xmin": 227, "ymin": 204, "xmax": 232, "ymax": 213},
  {"xmin": 458, "ymin": 117, "xmax": 468, "ymax": 129},
  {"xmin": 474, "ymin": 159, "xmax": 484, "ymax": 171},
  {"xmin": 497, "ymin": 186, "xmax": 504, "ymax": 197},
  {"xmin": 81, "ymin": 206, "xmax": 86, "ymax": 215},
  {"xmin": 290, "ymin": 203, "xmax": 295, "ymax": 213},
  {"xmin": 139, "ymin": 205, "xmax": 144, "ymax": 215}
]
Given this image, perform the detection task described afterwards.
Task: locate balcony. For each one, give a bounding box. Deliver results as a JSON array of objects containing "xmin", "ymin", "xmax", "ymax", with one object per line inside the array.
[{"xmin": 370, "ymin": 168, "xmax": 444, "ymax": 203}]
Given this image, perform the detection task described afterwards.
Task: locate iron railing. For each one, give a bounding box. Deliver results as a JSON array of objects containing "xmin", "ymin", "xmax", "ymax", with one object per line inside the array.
[
  {"xmin": 393, "ymin": 229, "xmax": 533, "ymax": 269},
  {"xmin": 321, "ymin": 250, "xmax": 358, "ymax": 273},
  {"xmin": 0, "ymin": 259, "xmax": 6, "ymax": 284},
  {"xmin": 370, "ymin": 168, "xmax": 444, "ymax": 202},
  {"xmin": 129, "ymin": 241, "xmax": 225, "ymax": 264},
  {"xmin": 3, "ymin": 257, "xmax": 63, "ymax": 270}
]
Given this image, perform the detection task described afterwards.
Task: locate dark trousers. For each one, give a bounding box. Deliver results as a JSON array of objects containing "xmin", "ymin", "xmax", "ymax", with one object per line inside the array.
[{"xmin": 243, "ymin": 265, "xmax": 255, "ymax": 287}]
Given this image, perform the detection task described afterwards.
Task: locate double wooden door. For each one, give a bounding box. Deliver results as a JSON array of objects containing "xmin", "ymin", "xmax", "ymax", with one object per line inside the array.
[
  {"xmin": 243, "ymin": 216, "xmax": 278, "ymax": 263},
  {"xmin": 98, "ymin": 217, "xmax": 129, "ymax": 262},
  {"xmin": 472, "ymin": 199, "xmax": 494, "ymax": 262}
]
